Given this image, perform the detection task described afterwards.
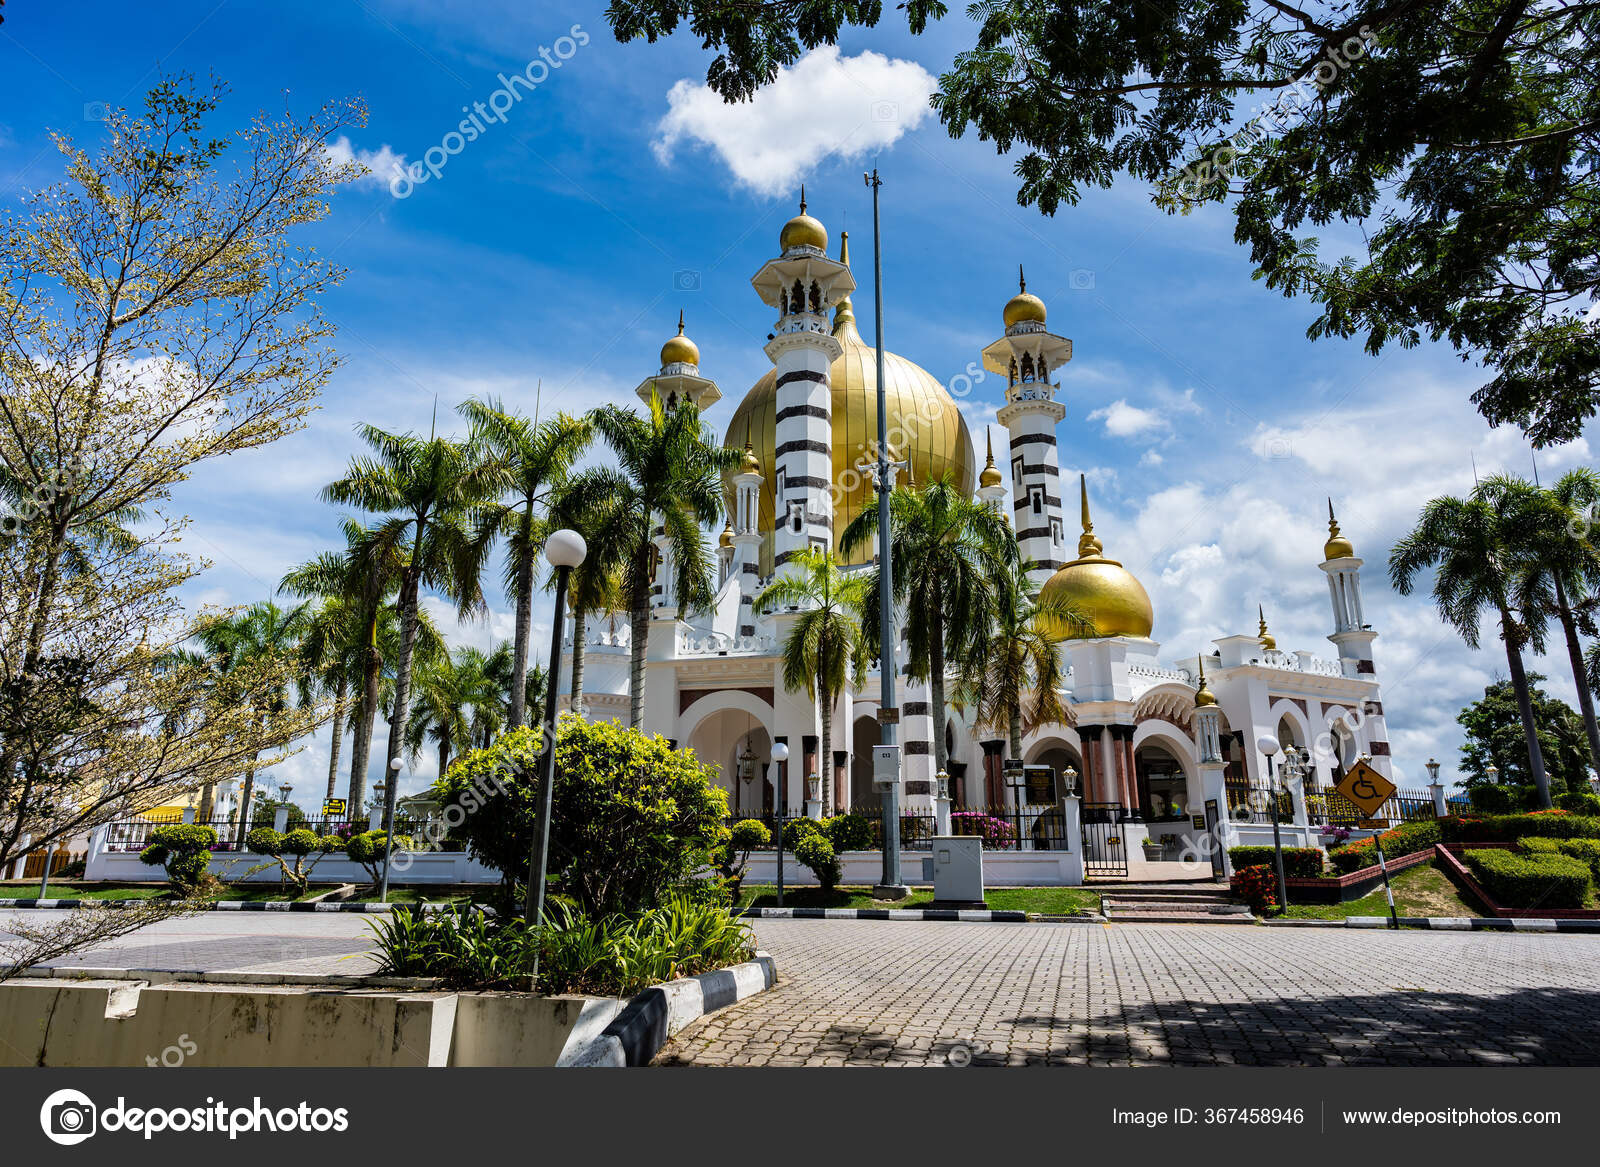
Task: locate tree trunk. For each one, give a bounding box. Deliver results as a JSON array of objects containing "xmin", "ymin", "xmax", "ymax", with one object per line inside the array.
[
  {"xmin": 929, "ymin": 578, "xmax": 950, "ymax": 776},
  {"xmin": 234, "ymin": 757, "xmax": 259, "ymax": 847},
  {"xmin": 384, "ymin": 529, "xmax": 426, "ymax": 786},
  {"xmin": 818, "ymin": 687, "xmax": 832, "ymax": 814},
  {"xmin": 348, "ymin": 622, "xmax": 382, "ymax": 817},
  {"xmin": 325, "ymin": 674, "xmax": 349, "ymax": 801},
  {"xmin": 438, "ymin": 735, "xmax": 450, "ymax": 783},
  {"xmin": 1555, "ymin": 576, "xmax": 1600, "ymax": 788},
  {"xmin": 570, "ymin": 609, "xmax": 588, "ymax": 719},
  {"xmin": 1501, "ymin": 607, "xmax": 1552, "ymax": 808},
  {"xmin": 197, "ymin": 783, "xmax": 216, "ymax": 823},
  {"xmin": 1009, "ymin": 710, "xmax": 1024, "ymax": 771},
  {"xmin": 508, "ymin": 515, "xmax": 535, "ymax": 729},
  {"xmin": 629, "ymin": 600, "xmax": 649, "ymax": 729}
]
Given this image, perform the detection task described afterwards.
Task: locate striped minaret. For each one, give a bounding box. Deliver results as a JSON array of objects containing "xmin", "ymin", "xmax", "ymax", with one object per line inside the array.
[
  {"xmin": 750, "ymin": 188, "xmax": 854, "ymax": 579},
  {"xmin": 982, "ymin": 267, "xmax": 1071, "ymax": 589}
]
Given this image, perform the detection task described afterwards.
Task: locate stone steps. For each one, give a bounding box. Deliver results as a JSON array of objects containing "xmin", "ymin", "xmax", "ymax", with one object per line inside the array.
[{"xmin": 1101, "ymin": 887, "xmax": 1257, "ymax": 925}]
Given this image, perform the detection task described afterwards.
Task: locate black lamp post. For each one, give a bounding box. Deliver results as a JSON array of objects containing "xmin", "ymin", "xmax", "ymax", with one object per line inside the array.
[
  {"xmin": 770, "ymin": 741, "xmax": 790, "ymax": 906},
  {"xmin": 525, "ymin": 528, "xmax": 587, "ymax": 980},
  {"xmin": 1256, "ymin": 734, "xmax": 1289, "ymax": 913}
]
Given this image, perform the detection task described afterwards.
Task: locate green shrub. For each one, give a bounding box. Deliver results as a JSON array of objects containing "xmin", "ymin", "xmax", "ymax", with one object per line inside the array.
[
  {"xmin": 1557, "ymin": 791, "xmax": 1600, "ymax": 815},
  {"xmin": 1328, "ymin": 819, "xmax": 1442, "ymax": 873},
  {"xmin": 1442, "ymin": 811, "xmax": 1600, "ymax": 843},
  {"xmin": 1558, "ymin": 838, "xmax": 1600, "ymax": 880},
  {"xmin": 1520, "ymin": 837, "xmax": 1564, "ymax": 854},
  {"xmin": 782, "ymin": 816, "xmax": 823, "ymax": 850},
  {"xmin": 246, "ymin": 827, "xmax": 343, "ymax": 895},
  {"xmin": 793, "ymin": 833, "xmax": 841, "ymax": 892},
  {"xmin": 138, "ymin": 824, "xmax": 217, "ymax": 895},
  {"xmin": 1467, "ymin": 784, "xmax": 1518, "ymax": 814},
  {"xmin": 716, "ymin": 819, "xmax": 770, "ymax": 897},
  {"xmin": 1462, "ymin": 848, "xmax": 1593, "ymax": 909},
  {"xmin": 1227, "ymin": 846, "xmax": 1323, "ymax": 878},
  {"xmin": 823, "ymin": 813, "xmax": 875, "ymax": 852},
  {"xmin": 431, "ymin": 718, "xmax": 729, "ymax": 918},
  {"xmin": 366, "ymin": 896, "xmax": 755, "ymax": 995},
  {"xmin": 1229, "ymin": 864, "xmax": 1278, "ymax": 913},
  {"xmin": 344, "ymin": 830, "xmax": 413, "ymax": 884}
]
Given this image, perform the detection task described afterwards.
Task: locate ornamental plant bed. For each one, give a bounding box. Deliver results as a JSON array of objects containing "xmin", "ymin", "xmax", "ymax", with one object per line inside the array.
[
  {"xmin": 1281, "ymin": 844, "xmax": 1436, "ymax": 903},
  {"xmin": 1437, "ymin": 844, "xmax": 1600, "ymax": 918}
]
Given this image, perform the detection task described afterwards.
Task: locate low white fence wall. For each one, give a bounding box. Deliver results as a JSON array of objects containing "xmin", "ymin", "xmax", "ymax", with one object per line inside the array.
[
  {"xmin": 744, "ymin": 848, "xmax": 1082, "ymax": 887},
  {"xmin": 85, "ymin": 844, "xmax": 500, "ymax": 885}
]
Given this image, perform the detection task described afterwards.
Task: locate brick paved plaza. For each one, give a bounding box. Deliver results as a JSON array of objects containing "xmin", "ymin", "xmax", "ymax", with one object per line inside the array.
[{"xmin": 10, "ymin": 910, "xmax": 1600, "ymax": 1067}]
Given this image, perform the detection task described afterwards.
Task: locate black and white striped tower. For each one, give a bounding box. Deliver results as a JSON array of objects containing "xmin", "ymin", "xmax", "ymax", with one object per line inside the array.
[
  {"xmin": 750, "ymin": 188, "xmax": 855, "ymax": 579},
  {"xmin": 982, "ymin": 268, "xmax": 1072, "ymax": 589}
]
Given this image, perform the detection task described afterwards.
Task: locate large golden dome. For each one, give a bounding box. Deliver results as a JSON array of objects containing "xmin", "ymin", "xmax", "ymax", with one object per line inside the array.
[
  {"xmin": 1039, "ymin": 475, "xmax": 1154, "ymax": 640},
  {"xmin": 1003, "ymin": 265, "xmax": 1048, "ymax": 328},
  {"xmin": 778, "ymin": 185, "xmax": 828, "ymax": 253},
  {"xmin": 725, "ymin": 232, "xmax": 975, "ymax": 572},
  {"xmin": 1323, "ymin": 498, "xmax": 1354, "ymax": 560},
  {"xmin": 660, "ymin": 311, "xmax": 699, "ymax": 367}
]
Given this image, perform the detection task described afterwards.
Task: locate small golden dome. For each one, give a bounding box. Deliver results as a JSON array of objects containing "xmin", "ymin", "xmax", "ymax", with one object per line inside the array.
[
  {"xmin": 779, "ymin": 185, "xmax": 827, "ymax": 253},
  {"xmin": 1003, "ymin": 265, "xmax": 1047, "ymax": 328},
  {"xmin": 660, "ymin": 310, "xmax": 699, "ymax": 367},
  {"xmin": 740, "ymin": 440, "xmax": 761, "ymax": 475},
  {"xmin": 1257, "ymin": 605, "xmax": 1277, "ymax": 652},
  {"xmin": 979, "ymin": 431, "xmax": 1004, "ymax": 488},
  {"xmin": 719, "ymin": 521, "xmax": 734, "ymax": 549},
  {"xmin": 1194, "ymin": 658, "xmax": 1217, "ymax": 707},
  {"xmin": 1323, "ymin": 498, "xmax": 1354, "ymax": 559},
  {"xmin": 1038, "ymin": 475, "xmax": 1154, "ymax": 640}
]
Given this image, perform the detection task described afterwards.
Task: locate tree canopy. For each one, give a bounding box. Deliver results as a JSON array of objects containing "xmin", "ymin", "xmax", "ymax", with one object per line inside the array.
[{"xmin": 1458, "ymin": 673, "xmax": 1592, "ymax": 796}]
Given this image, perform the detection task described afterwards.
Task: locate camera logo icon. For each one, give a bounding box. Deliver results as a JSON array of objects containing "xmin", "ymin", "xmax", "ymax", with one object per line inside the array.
[
  {"xmin": 1263, "ymin": 436, "xmax": 1293, "ymax": 460},
  {"xmin": 1069, "ymin": 268, "xmax": 1096, "ymax": 290},
  {"xmin": 673, "ymin": 269, "xmax": 701, "ymax": 292},
  {"xmin": 870, "ymin": 100, "xmax": 899, "ymax": 122},
  {"xmin": 40, "ymin": 1089, "xmax": 97, "ymax": 1145},
  {"xmin": 83, "ymin": 102, "xmax": 110, "ymax": 122}
]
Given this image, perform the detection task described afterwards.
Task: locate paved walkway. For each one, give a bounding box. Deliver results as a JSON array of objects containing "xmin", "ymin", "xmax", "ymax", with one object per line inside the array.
[{"xmin": 659, "ymin": 919, "xmax": 1600, "ymax": 1067}]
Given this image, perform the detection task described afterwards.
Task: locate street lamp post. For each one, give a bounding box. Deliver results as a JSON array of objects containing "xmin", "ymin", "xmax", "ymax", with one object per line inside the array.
[
  {"xmin": 770, "ymin": 741, "xmax": 790, "ymax": 906},
  {"xmin": 1256, "ymin": 734, "xmax": 1289, "ymax": 914},
  {"xmin": 864, "ymin": 167, "xmax": 906, "ymax": 898},
  {"xmin": 379, "ymin": 758, "xmax": 402, "ymax": 903},
  {"xmin": 525, "ymin": 529, "xmax": 587, "ymax": 982}
]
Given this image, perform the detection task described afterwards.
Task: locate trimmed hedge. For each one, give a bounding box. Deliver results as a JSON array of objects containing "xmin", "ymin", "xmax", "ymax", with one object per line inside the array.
[
  {"xmin": 1520, "ymin": 836, "xmax": 1600, "ymax": 881},
  {"xmin": 1327, "ymin": 819, "xmax": 1442, "ymax": 874},
  {"xmin": 1557, "ymin": 791, "xmax": 1600, "ymax": 815},
  {"xmin": 1442, "ymin": 811, "xmax": 1600, "ymax": 843},
  {"xmin": 1228, "ymin": 846, "xmax": 1323, "ymax": 878},
  {"xmin": 1462, "ymin": 848, "xmax": 1593, "ymax": 910},
  {"xmin": 1467, "ymin": 784, "xmax": 1520, "ymax": 814}
]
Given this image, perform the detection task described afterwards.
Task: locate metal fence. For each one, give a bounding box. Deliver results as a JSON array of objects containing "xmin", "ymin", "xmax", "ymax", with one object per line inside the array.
[
  {"xmin": 1226, "ymin": 784, "xmax": 1438, "ymax": 827},
  {"xmin": 98, "ymin": 816, "xmax": 418, "ymax": 854},
  {"xmin": 727, "ymin": 803, "xmax": 1072, "ymax": 852}
]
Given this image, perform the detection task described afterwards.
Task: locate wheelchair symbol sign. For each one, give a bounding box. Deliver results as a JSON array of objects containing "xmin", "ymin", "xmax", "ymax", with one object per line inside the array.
[{"xmin": 1335, "ymin": 760, "xmax": 1396, "ymax": 817}]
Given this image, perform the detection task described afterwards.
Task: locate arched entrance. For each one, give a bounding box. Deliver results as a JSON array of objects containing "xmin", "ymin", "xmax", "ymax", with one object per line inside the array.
[
  {"xmin": 1133, "ymin": 739, "xmax": 1191, "ymax": 822},
  {"xmin": 685, "ymin": 710, "xmax": 772, "ymax": 815},
  {"xmin": 849, "ymin": 715, "xmax": 881, "ymax": 809},
  {"xmin": 1024, "ymin": 739, "xmax": 1083, "ymax": 804}
]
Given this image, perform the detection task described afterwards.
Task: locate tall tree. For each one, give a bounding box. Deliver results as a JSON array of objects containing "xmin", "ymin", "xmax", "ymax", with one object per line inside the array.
[
  {"xmin": 406, "ymin": 644, "xmax": 503, "ymax": 778},
  {"xmin": 0, "ymin": 75, "xmax": 351, "ymax": 877},
  {"xmin": 1458, "ymin": 674, "xmax": 1590, "ymax": 796},
  {"xmin": 568, "ymin": 388, "xmax": 739, "ymax": 727},
  {"xmin": 841, "ymin": 472, "xmax": 1017, "ymax": 776},
  {"xmin": 954, "ymin": 561, "xmax": 1085, "ymax": 767},
  {"xmin": 610, "ymin": 3, "xmax": 1600, "ymax": 447},
  {"xmin": 1391, "ymin": 475, "xmax": 1554, "ymax": 808},
  {"xmin": 754, "ymin": 548, "xmax": 870, "ymax": 814},
  {"xmin": 1515, "ymin": 468, "xmax": 1600, "ymax": 781},
  {"xmin": 321, "ymin": 427, "xmax": 497, "ymax": 801},
  {"xmin": 458, "ymin": 398, "xmax": 590, "ymax": 729}
]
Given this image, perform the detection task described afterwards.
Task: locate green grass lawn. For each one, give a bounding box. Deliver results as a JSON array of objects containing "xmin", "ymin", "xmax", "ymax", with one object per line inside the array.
[
  {"xmin": 1278, "ymin": 862, "xmax": 1485, "ymax": 921},
  {"xmin": 0, "ymin": 881, "xmax": 483, "ymax": 904},
  {"xmin": 0, "ymin": 882, "xmax": 169, "ymax": 901},
  {"xmin": 736, "ymin": 884, "xmax": 1101, "ymax": 915}
]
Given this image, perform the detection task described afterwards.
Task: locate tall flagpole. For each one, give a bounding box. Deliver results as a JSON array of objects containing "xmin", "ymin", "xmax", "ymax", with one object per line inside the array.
[{"xmin": 864, "ymin": 167, "xmax": 905, "ymax": 895}]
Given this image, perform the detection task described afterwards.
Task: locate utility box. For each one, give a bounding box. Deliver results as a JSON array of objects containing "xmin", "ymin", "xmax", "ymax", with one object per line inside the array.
[
  {"xmin": 922, "ymin": 835, "xmax": 985, "ymax": 906},
  {"xmin": 871, "ymin": 744, "xmax": 900, "ymax": 792}
]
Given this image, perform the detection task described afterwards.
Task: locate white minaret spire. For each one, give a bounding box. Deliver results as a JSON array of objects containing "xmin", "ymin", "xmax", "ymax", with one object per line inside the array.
[
  {"xmin": 984, "ymin": 266, "xmax": 1071, "ymax": 588},
  {"xmin": 750, "ymin": 189, "xmax": 854, "ymax": 579}
]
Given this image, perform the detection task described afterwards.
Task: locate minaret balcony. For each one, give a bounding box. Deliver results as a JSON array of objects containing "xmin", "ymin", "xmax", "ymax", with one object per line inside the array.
[{"xmin": 775, "ymin": 311, "xmax": 830, "ymax": 336}]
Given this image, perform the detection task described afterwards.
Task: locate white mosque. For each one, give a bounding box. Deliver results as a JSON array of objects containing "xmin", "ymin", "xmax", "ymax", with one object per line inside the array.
[{"xmin": 560, "ymin": 195, "xmax": 1395, "ymax": 854}]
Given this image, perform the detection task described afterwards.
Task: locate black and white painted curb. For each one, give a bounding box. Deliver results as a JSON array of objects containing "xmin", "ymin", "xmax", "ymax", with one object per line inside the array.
[
  {"xmin": 1264, "ymin": 915, "xmax": 1600, "ymax": 932},
  {"xmin": 561, "ymin": 952, "xmax": 778, "ymax": 1067},
  {"xmin": 736, "ymin": 906, "xmax": 1032, "ymax": 923},
  {"xmin": 0, "ymin": 898, "xmax": 461, "ymax": 912}
]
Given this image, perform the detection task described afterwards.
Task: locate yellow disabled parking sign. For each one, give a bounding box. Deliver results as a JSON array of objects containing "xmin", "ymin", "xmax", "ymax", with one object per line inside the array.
[{"xmin": 1334, "ymin": 759, "xmax": 1396, "ymax": 818}]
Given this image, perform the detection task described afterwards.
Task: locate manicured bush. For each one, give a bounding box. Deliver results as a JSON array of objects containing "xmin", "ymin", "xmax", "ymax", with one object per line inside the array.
[
  {"xmin": 138, "ymin": 823, "xmax": 218, "ymax": 895},
  {"xmin": 1327, "ymin": 819, "xmax": 1442, "ymax": 874},
  {"xmin": 1467, "ymin": 784, "xmax": 1518, "ymax": 814},
  {"xmin": 1229, "ymin": 864, "xmax": 1278, "ymax": 913},
  {"xmin": 782, "ymin": 816, "xmax": 823, "ymax": 850},
  {"xmin": 1227, "ymin": 846, "xmax": 1324, "ymax": 878},
  {"xmin": 1524, "ymin": 837, "xmax": 1600, "ymax": 881},
  {"xmin": 431, "ymin": 719, "xmax": 729, "ymax": 918},
  {"xmin": 823, "ymin": 813, "xmax": 875, "ymax": 852},
  {"xmin": 1462, "ymin": 848, "xmax": 1593, "ymax": 909},
  {"xmin": 950, "ymin": 811, "xmax": 1019, "ymax": 849},
  {"xmin": 344, "ymin": 830, "xmax": 414, "ymax": 884},
  {"xmin": 794, "ymin": 833, "xmax": 841, "ymax": 892},
  {"xmin": 1520, "ymin": 836, "xmax": 1564, "ymax": 855},
  {"xmin": 1442, "ymin": 811, "xmax": 1600, "ymax": 843},
  {"xmin": 246, "ymin": 827, "xmax": 343, "ymax": 895},
  {"xmin": 1557, "ymin": 791, "xmax": 1600, "ymax": 815},
  {"xmin": 717, "ymin": 818, "xmax": 770, "ymax": 897}
]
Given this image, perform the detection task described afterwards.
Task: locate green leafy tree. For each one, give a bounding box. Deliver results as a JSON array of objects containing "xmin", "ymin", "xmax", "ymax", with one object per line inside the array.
[
  {"xmin": 566, "ymin": 388, "xmax": 740, "ymax": 727},
  {"xmin": 345, "ymin": 829, "xmax": 412, "ymax": 884},
  {"xmin": 1458, "ymin": 674, "xmax": 1591, "ymax": 798},
  {"xmin": 406, "ymin": 644, "xmax": 506, "ymax": 778},
  {"xmin": 458, "ymin": 398, "xmax": 591, "ymax": 729},
  {"xmin": 841, "ymin": 472, "xmax": 1018, "ymax": 775},
  {"xmin": 1391, "ymin": 475, "xmax": 1554, "ymax": 807},
  {"xmin": 754, "ymin": 548, "xmax": 869, "ymax": 814},
  {"xmin": 245, "ymin": 827, "xmax": 343, "ymax": 896},
  {"xmin": 610, "ymin": 3, "xmax": 1599, "ymax": 446},
  {"xmin": 138, "ymin": 823, "xmax": 217, "ymax": 896}
]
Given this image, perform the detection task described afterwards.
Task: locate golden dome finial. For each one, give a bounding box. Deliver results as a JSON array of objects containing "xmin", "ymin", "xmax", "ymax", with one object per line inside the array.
[
  {"xmin": 1077, "ymin": 473, "xmax": 1104, "ymax": 558},
  {"xmin": 833, "ymin": 231, "xmax": 857, "ymax": 332},
  {"xmin": 780, "ymin": 184, "xmax": 828, "ymax": 253},
  {"xmin": 1323, "ymin": 497, "xmax": 1355, "ymax": 559},
  {"xmin": 1258, "ymin": 604, "xmax": 1277, "ymax": 652},
  {"xmin": 659, "ymin": 309, "xmax": 700, "ymax": 367},
  {"xmin": 719, "ymin": 519, "xmax": 734, "ymax": 549},
  {"xmin": 740, "ymin": 416, "xmax": 761, "ymax": 474},
  {"xmin": 1004, "ymin": 264, "xmax": 1048, "ymax": 328},
  {"xmin": 1194, "ymin": 656, "xmax": 1217, "ymax": 707},
  {"xmin": 979, "ymin": 430, "xmax": 1003, "ymax": 488}
]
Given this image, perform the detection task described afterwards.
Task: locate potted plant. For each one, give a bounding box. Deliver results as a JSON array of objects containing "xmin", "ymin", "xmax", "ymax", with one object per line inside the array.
[{"xmin": 1141, "ymin": 838, "xmax": 1165, "ymax": 861}]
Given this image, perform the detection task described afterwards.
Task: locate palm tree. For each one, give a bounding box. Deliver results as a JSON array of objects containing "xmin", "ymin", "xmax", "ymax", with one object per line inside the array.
[
  {"xmin": 841, "ymin": 472, "xmax": 1018, "ymax": 775},
  {"xmin": 458, "ymin": 398, "xmax": 591, "ymax": 729},
  {"xmin": 754, "ymin": 548, "xmax": 870, "ymax": 814},
  {"xmin": 322, "ymin": 426, "xmax": 497, "ymax": 799},
  {"xmin": 1516, "ymin": 468, "xmax": 1600, "ymax": 782},
  {"xmin": 1391, "ymin": 474, "xmax": 1553, "ymax": 808},
  {"xmin": 566, "ymin": 388, "xmax": 740, "ymax": 727},
  {"xmin": 563, "ymin": 559, "xmax": 621, "ymax": 720},
  {"xmin": 294, "ymin": 596, "xmax": 360, "ymax": 802},
  {"xmin": 954, "ymin": 562, "xmax": 1085, "ymax": 766},
  {"xmin": 406, "ymin": 644, "xmax": 503, "ymax": 778},
  {"xmin": 194, "ymin": 601, "xmax": 311, "ymax": 845}
]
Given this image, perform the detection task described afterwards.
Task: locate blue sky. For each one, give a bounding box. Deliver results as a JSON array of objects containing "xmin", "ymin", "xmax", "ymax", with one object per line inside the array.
[{"xmin": 2, "ymin": 1, "xmax": 1590, "ymax": 806}]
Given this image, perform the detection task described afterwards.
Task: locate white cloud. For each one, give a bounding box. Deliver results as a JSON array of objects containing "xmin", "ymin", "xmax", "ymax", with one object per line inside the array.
[
  {"xmin": 653, "ymin": 46, "xmax": 936, "ymax": 196},
  {"xmin": 1089, "ymin": 398, "xmax": 1168, "ymax": 438},
  {"xmin": 323, "ymin": 135, "xmax": 409, "ymax": 193}
]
